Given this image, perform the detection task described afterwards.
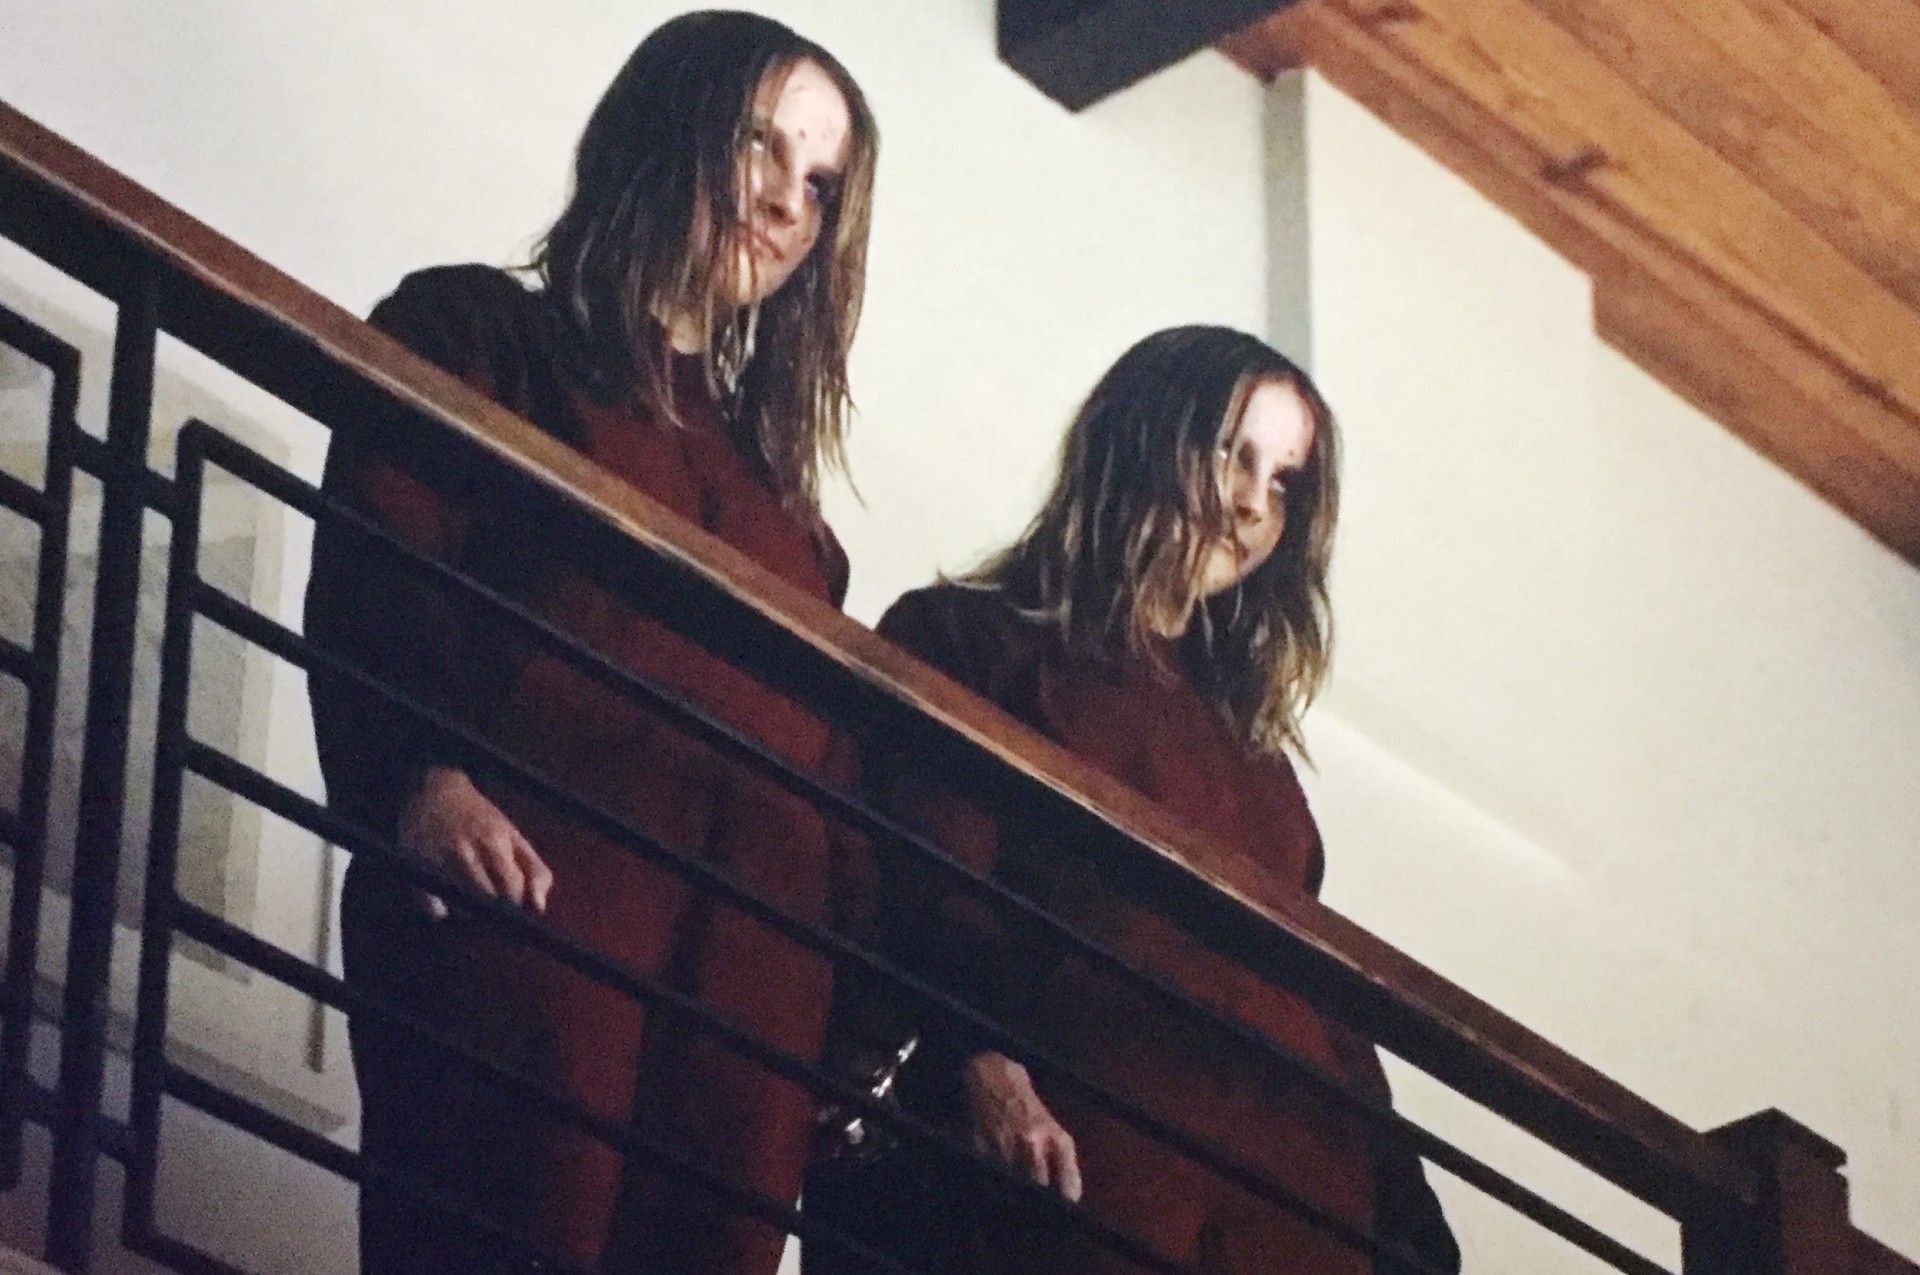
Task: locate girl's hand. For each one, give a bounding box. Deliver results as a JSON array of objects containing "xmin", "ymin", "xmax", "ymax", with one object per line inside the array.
[
  {"xmin": 962, "ymin": 1051, "xmax": 1083, "ymax": 1202},
  {"xmin": 398, "ymin": 767, "xmax": 554, "ymax": 919}
]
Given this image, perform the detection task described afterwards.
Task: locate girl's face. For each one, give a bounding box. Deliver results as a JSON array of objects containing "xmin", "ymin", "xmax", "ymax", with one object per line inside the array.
[
  {"xmin": 1194, "ymin": 378, "xmax": 1316, "ymax": 598},
  {"xmin": 725, "ymin": 58, "xmax": 852, "ymax": 308}
]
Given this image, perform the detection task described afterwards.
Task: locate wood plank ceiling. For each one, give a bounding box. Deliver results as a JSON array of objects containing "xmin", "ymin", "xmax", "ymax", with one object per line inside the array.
[{"xmin": 1216, "ymin": 0, "xmax": 1920, "ymax": 567}]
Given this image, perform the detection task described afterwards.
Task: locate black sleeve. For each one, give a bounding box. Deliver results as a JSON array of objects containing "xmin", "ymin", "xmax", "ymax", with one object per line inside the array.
[
  {"xmin": 1374, "ymin": 1145, "xmax": 1461, "ymax": 1274},
  {"xmin": 303, "ymin": 266, "xmax": 556, "ymax": 838},
  {"xmin": 1328, "ymin": 1025, "xmax": 1462, "ymax": 1275}
]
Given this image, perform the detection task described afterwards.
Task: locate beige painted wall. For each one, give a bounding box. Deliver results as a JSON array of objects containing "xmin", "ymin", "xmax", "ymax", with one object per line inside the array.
[{"xmin": 1276, "ymin": 70, "xmax": 1920, "ymax": 1266}]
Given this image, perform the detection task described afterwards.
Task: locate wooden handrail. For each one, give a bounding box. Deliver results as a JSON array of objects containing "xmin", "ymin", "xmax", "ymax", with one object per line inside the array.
[{"xmin": 0, "ymin": 95, "xmax": 1761, "ymax": 1222}]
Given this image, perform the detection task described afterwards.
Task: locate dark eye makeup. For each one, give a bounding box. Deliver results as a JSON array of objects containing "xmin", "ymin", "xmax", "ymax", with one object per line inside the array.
[{"xmin": 805, "ymin": 171, "xmax": 841, "ymax": 209}]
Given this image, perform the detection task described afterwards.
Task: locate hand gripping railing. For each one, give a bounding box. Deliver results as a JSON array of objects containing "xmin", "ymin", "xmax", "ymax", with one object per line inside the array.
[{"xmin": 0, "ymin": 93, "xmax": 1908, "ymax": 1275}]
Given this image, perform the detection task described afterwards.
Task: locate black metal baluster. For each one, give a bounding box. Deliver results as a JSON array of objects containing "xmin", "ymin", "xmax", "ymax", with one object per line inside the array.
[
  {"xmin": 0, "ymin": 307, "xmax": 79, "ymax": 1190},
  {"xmin": 121, "ymin": 418, "xmax": 201, "ymax": 1246},
  {"xmin": 46, "ymin": 271, "xmax": 160, "ymax": 1272}
]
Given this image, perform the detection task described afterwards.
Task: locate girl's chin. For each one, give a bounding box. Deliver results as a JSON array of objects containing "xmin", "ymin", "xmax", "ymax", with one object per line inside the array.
[
  {"xmin": 1198, "ymin": 554, "xmax": 1242, "ymax": 596},
  {"xmin": 728, "ymin": 252, "xmax": 798, "ymax": 307}
]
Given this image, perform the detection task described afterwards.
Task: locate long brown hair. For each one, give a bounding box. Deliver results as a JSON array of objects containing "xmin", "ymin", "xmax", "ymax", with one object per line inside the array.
[
  {"xmin": 972, "ymin": 326, "xmax": 1340, "ymax": 755},
  {"xmin": 532, "ymin": 10, "xmax": 878, "ymax": 508}
]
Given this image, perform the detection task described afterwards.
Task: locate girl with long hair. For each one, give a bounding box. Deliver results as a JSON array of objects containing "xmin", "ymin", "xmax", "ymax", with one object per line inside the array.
[
  {"xmin": 304, "ymin": 12, "xmax": 878, "ymax": 1275},
  {"xmin": 821, "ymin": 326, "xmax": 1455, "ymax": 1273}
]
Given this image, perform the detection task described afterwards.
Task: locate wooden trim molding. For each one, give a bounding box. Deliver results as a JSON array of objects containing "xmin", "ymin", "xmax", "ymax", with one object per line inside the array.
[{"xmin": 1220, "ymin": 0, "xmax": 1920, "ymax": 565}]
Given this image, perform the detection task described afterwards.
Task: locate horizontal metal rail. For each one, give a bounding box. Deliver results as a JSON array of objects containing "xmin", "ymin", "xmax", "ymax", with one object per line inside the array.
[
  {"xmin": 162, "ymin": 902, "xmax": 947, "ymax": 1275},
  {"xmin": 0, "ymin": 468, "xmax": 45, "ymax": 521},
  {"xmin": 146, "ymin": 1068, "xmax": 594, "ymax": 1275},
  {"xmin": 138, "ymin": 429, "xmax": 1417, "ymax": 1275},
  {"xmin": 0, "ymin": 94, "xmax": 1759, "ymax": 1223},
  {"xmin": 189, "ymin": 421, "xmax": 1669, "ymax": 1274},
  {"xmin": 66, "ymin": 431, "xmax": 180, "ymax": 518},
  {"xmin": 183, "ymin": 606, "xmax": 1429, "ymax": 1275},
  {"xmin": 0, "ymin": 635, "xmax": 34, "ymax": 683}
]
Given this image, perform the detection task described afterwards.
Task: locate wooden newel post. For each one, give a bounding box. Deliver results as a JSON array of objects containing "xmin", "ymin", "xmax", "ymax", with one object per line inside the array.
[{"xmin": 1683, "ymin": 1110, "xmax": 1851, "ymax": 1275}]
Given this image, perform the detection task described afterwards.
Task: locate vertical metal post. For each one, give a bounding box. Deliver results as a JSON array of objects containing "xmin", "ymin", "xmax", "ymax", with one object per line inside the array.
[
  {"xmin": 0, "ymin": 326, "xmax": 79, "ymax": 1190},
  {"xmin": 1683, "ymin": 1109, "xmax": 1851, "ymax": 1275},
  {"xmin": 122, "ymin": 420, "xmax": 202, "ymax": 1245},
  {"xmin": 46, "ymin": 272, "xmax": 160, "ymax": 1273}
]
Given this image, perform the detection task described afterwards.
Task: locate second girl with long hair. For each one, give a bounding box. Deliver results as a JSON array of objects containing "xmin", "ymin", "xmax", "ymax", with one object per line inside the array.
[{"xmin": 815, "ymin": 326, "xmax": 1456, "ymax": 1274}]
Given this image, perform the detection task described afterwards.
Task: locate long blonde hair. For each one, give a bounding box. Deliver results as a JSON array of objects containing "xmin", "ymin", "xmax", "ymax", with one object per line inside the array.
[{"xmin": 972, "ymin": 326, "xmax": 1340, "ymax": 755}]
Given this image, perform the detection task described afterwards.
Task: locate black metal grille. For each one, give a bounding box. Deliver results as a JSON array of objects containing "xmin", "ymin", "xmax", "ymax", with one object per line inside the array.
[
  {"xmin": 0, "ymin": 263, "xmax": 1678, "ymax": 1275},
  {"xmin": 149, "ymin": 421, "xmax": 1481, "ymax": 1275},
  {"xmin": 0, "ymin": 301, "xmax": 79, "ymax": 1194}
]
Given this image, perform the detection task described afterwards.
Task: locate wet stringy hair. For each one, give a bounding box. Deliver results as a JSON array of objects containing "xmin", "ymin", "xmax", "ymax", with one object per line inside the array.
[
  {"xmin": 971, "ymin": 326, "xmax": 1340, "ymax": 756},
  {"xmin": 532, "ymin": 10, "xmax": 878, "ymax": 510}
]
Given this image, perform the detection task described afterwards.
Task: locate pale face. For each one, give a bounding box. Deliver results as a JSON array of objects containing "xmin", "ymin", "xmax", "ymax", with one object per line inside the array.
[
  {"xmin": 1195, "ymin": 378, "xmax": 1317, "ymax": 599},
  {"xmin": 727, "ymin": 58, "xmax": 852, "ymax": 308}
]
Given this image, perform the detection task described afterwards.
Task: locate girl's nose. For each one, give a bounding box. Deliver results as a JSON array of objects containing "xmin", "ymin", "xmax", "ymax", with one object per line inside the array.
[
  {"xmin": 1229, "ymin": 477, "xmax": 1269, "ymax": 523},
  {"xmin": 756, "ymin": 158, "xmax": 804, "ymax": 224}
]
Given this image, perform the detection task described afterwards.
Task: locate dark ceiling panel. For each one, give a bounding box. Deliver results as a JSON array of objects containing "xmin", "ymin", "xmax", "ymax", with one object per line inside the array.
[{"xmin": 1001, "ymin": 0, "xmax": 1297, "ymax": 110}]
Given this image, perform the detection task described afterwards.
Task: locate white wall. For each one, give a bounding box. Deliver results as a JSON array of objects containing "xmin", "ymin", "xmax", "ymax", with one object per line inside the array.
[
  {"xmin": 1275, "ymin": 71, "xmax": 1920, "ymax": 1267},
  {"xmin": 0, "ymin": 0, "xmax": 1268, "ymax": 622},
  {"xmin": 0, "ymin": 2, "xmax": 1267, "ymax": 1271}
]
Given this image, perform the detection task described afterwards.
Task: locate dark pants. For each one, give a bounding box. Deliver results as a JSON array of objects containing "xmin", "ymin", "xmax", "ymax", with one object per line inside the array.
[{"xmin": 344, "ymin": 801, "xmax": 832, "ymax": 1275}]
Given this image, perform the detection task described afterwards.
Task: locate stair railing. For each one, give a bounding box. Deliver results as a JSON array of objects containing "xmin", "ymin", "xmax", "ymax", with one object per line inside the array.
[{"xmin": 0, "ymin": 96, "xmax": 1905, "ymax": 1275}]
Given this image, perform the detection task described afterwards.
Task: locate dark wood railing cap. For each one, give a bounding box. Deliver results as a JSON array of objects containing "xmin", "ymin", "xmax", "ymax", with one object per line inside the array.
[{"xmin": 1709, "ymin": 1110, "xmax": 1849, "ymax": 1174}]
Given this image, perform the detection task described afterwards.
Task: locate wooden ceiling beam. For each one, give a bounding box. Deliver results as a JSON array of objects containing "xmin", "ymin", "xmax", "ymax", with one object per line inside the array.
[
  {"xmin": 1264, "ymin": 4, "xmax": 1614, "ymax": 280},
  {"xmin": 1218, "ymin": 5, "xmax": 1316, "ymax": 80},
  {"xmin": 1599, "ymin": 278, "xmax": 1920, "ymax": 562},
  {"xmin": 1777, "ymin": 0, "xmax": 1920, "ymax": 124},
  {"xmin": 1352, "ymin": 0, "xmax": 1920, "ymax": 430},
  {"xmin": 1520, "ymin": 0, "xmax": 1920, "ymax": 312},
  {"xmin": 1230, "ymin": 0, "xmax": 1920, "ymax": 564},
  {"xmin": 999, "ymin": 0, "xmax": 1299, "ymax": 110}
]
